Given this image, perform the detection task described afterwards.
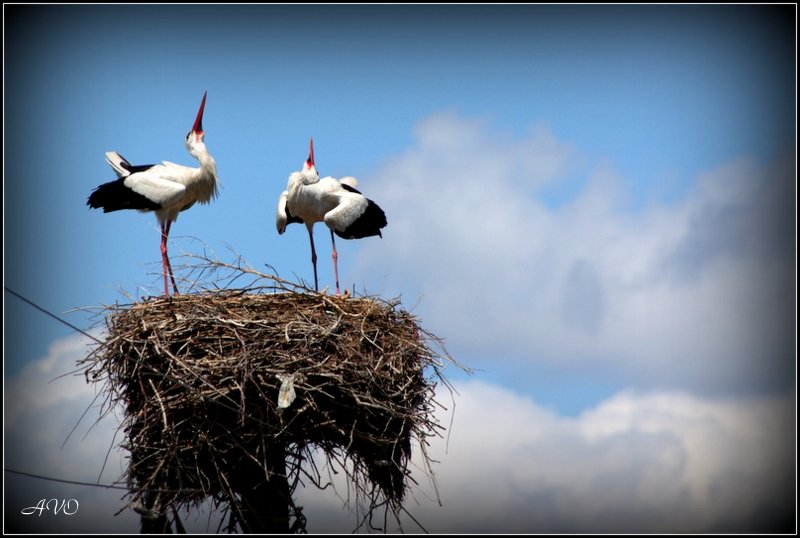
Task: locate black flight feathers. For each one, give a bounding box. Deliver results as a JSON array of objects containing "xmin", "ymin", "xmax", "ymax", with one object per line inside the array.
[
  {"xmin": 335, "ymin": 185, "xmax": 388, "ymax": 240},
  {"xmin": 87, "ymin": 177, "xmax": 161, "ymax": 212}
]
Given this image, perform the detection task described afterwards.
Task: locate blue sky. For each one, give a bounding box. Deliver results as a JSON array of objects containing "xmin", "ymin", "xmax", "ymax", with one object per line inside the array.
[{"xmin": 3, "ymin": 4, "xmax": 796, "ymax": 533}]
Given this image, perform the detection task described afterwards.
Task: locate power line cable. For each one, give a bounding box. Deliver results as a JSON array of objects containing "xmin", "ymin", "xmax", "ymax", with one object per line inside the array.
[
  {"xmin": 4, "ymin": 468, "xmax": 128, "ymax": 490},
  {"xmin": 4, "ymin": 286, "xmax": 102, "ymax": 344},
  {"xmin": 4, "ymin": 468, "xmax": 204, "ymax": 494}
]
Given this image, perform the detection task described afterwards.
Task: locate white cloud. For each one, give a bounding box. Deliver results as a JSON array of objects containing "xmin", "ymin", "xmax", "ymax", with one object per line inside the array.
[
  {"xmin": 300, "ymin": 380, "xmax": 795, "ymax": 533},
  {"xmin": 4, "ymin": 331, "xmax": 141, "ymax": 533},
  {"xmin": 4, "ymin": 334, "xmax": 794, "ymax": 533},
  {"xmin": 351, "ymin": 112, "xmax": 795, "ymax": 394},
  {"xmin": 5, "ymin": 331, "xmax": 102, "ymax": 429}
]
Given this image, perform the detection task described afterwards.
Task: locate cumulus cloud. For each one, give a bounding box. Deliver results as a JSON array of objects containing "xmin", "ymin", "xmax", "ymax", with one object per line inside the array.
[
  {"xmin": 300, "ymin": 380, "xmax": 795, "ymax": 533},
  {"xmin": 352, "ymin": 112, "xmax": 795, "ymax": 395},
  {"xmin": 4, "ymin": 332, "xmax": 141, "ymax": 533},
  {"xmin": 5, "ymin": 332, "xmax": 101, "ymax": 429},
  {"xmin": 4, "ymin": 336, "xmax": 794, "ymax": 533}
]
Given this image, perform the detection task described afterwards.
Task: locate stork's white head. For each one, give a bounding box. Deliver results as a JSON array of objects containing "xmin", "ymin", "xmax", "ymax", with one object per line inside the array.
[{"xmin": 185, "ymin": 91, "xmax": 208, "ymax": 157}]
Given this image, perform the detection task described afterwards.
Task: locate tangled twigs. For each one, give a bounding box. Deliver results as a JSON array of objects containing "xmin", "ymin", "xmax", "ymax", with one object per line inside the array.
[{"xmin": 79, "ymin": 252, "xmax": 468, "ymax": 533}]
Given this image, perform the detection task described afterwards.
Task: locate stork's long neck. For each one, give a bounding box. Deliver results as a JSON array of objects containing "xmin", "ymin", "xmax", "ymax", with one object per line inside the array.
[
  {"xmin": 288, "ymin": 167, "xmax": 319, "ymax": 194},
  {"xmin": 189, "ymin": 144, "xmax": 219, "ymax": 202},
  {"xmin": 301, "ymin": 165, "xmax": 319, "ymax": 186},
  {"xmin": 198, "ymin": 151, "xmax": 218, "ymax": 181}
]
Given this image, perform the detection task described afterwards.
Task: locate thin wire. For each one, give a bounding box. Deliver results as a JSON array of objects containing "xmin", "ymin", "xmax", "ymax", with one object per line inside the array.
[
  {"xmin": 4, "ymin": 286, "xmax": 103, "ymax": 344},
  {"xmin": 4, "ymin": 468, "xmax": 129, "ymax": 490},
  {"xmin": 4, "ymin": 468, "xmax": 205, "ymax": 495}
]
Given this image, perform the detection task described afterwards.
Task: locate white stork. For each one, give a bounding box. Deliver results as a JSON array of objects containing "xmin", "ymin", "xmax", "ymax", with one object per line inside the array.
[
  {"xmin": 276, "ymin": 138, "xmax": 387, "ymax": 295},
  {"xmin": 87, "ymin": 91, "xmax": 219, "ymax": 296}
]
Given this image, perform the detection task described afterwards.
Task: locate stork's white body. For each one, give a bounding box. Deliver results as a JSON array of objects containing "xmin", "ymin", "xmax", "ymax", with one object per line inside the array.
[
  {"xmin": 104, "ymin": 149, "xmax": 218, "ymax": 225},
  {"xmin": 276, "ymin": 140, "xmax": 386, "ymax": 294},
  {"xmin": 277, "ymin": 175, "xmax": 360, "ymax": 235}
]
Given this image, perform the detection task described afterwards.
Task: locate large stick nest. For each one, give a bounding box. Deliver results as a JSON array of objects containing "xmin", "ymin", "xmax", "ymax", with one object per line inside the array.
[{"xmin": 80, "ymin": 255, "xmax": 463, "ymax": 532}]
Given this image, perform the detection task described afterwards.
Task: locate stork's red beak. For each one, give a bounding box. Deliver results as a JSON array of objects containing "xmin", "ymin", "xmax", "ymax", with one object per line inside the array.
[
  {"xmin": 307, "ymin": 137, "xmax": 315, "ymax": 167},
  {"xmin": 192, "ymin": 91, "xmax": 207, "ymax": 133}
]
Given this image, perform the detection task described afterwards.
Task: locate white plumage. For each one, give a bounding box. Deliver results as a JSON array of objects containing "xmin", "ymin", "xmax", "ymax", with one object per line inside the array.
[
  {"xmin": 276, "ymin": 138, "xmax": 387, "ymax": 294},
  {"xmin": 104, "ymin": 150, "xmax": 218, "ymax": 222},
  {"xmin": 88, "ymin": 92, "xmax": 218, "ymax": 296}
]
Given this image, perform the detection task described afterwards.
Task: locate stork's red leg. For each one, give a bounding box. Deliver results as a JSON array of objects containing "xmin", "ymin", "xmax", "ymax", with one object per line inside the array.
[
  {"xmin": 330, "ymin": 229, "xmax": 340, "ymax": 296},
  {"xmin": 160, "ymin": 221, "xmax": 180, "ymax": 296},
  {"xmin": 307, "ymin": 225, "xmax": 319, "ymax": 292},
  {"xmin": 160, "ymin": 223, "xmax": 170, "ymax": 296}
]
